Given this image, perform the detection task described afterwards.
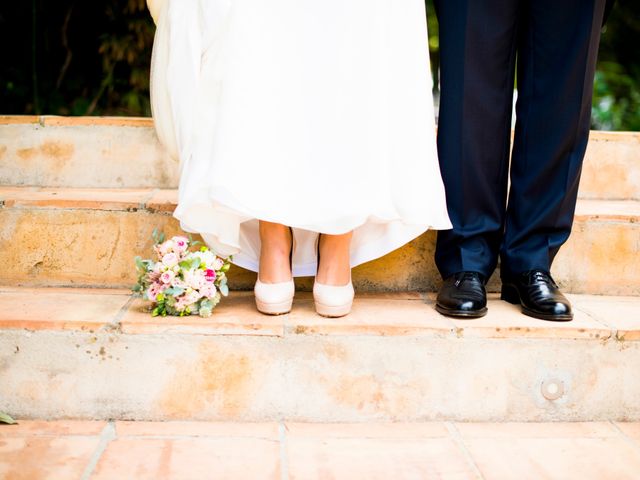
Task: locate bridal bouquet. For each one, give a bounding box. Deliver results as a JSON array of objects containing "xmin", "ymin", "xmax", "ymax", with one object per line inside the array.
[{"xmin": 133, "ymin": 230, "xmax": 231, "ymax": 317}]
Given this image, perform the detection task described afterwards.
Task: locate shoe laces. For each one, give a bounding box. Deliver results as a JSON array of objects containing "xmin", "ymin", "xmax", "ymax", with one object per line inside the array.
[
  {"xmin": 528, "ymin": 270, "xmax": 558, "ymax": 288},
  {"xmin": 454, "ymin": 271, "xmax": 484, "ymax": 287}
]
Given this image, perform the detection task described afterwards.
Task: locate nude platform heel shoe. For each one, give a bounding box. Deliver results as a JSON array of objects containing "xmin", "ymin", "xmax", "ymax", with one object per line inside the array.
[
  {"xmin": 313, "ymin": 280, "xmax": 355, "ymax": 318},
  {"xmin": 254, "ymin": 228, "xmax": 295, "ymax": 315},
  {"xmin": 254, "ymin": 278, "xmax": 295, "ymax": 315}
]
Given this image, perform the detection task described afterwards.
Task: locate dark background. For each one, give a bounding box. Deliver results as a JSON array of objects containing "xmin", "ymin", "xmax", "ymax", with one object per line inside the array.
[{"xmin": 1, "ymin": 0, "xmax": 638, "ymax": 130}]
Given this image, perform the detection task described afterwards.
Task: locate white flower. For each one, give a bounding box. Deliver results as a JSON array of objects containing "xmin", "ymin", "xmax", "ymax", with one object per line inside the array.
[
  {"xmin": 185, "ymin": 289, "xmax": 202, "ymax": 305},
  {"xmin": 212, "ymin": 257, "xmax": 225, "ymax": 270},
  {"xmin": 191, "ymin": 250, "xmax": 216, "ymax": 267},
  {"xmin": 183, "ymin": 269, "xmax": 205, "ymax": 290},
  {"xmin": 162, "ymin": 252, "xmax": 179, "ymax": 267}
]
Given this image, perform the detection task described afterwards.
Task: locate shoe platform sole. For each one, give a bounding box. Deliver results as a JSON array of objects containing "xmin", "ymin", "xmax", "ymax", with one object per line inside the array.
[
  {"xmin": 255, "ymin": 299, "xmax": 293, "ymax": 316},
  {"xmin": 314, "ymin": 301, "xmax": 352, "ymax": 318}
]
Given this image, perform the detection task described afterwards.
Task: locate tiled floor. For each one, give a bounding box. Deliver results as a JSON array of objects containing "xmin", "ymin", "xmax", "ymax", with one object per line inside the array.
[{"xmin": 1, "ymin": 421, "xmax": 640, "ymax": 479}]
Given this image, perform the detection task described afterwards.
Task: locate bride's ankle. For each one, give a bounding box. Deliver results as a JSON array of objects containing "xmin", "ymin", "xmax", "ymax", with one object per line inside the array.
[
  {"xmin": 258, "ymin": 222, "xmax": 293, "ymax": 283},
  {"xmin": 316, "ymin": 232, "xmax": 352, "ymax": 286}
]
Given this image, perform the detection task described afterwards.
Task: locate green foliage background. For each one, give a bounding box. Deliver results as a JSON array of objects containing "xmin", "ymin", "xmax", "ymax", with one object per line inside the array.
[{"xmin": 1, "ymin": 0, "xmax": 638, "ymax": 130}]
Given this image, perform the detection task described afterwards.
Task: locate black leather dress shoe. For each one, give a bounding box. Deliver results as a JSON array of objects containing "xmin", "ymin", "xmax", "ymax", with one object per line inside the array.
[
  {"xmin": 501, "ymin": 270, "xmax": 573, "ymax": 321},
  {"xmin": 436, "ymin": 272, "xmax": 487, "ymax": 318}
]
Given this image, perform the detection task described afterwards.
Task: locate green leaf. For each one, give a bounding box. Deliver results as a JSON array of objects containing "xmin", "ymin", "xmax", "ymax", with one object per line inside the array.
[
  {"xmin": 219, "ymin": 283, "xmax": 229, "ymax": 296},
  {"xmin": 200, "ymin": 299, "xmax": 213, "ymax": 309},
  {"xmin": 152, "ymin": 228, "xmax": 166, "ymax": 245},
  {"xmin": 163, "ymin": 287, "xmax": 184, "ymax": 296},
  {"xmin": 0, "ymin": 412, "xmax": 16, "ymax": 425}
]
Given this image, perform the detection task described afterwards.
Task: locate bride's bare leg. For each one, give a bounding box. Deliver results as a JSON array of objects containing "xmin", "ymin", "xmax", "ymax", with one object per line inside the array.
[
  {"xmin": 316, "ymin": 232, "xmax": 353, "ymax": 285},
  {"xmin": 258, "ymin": 221, "xmax": 293, "ymax": 283}
]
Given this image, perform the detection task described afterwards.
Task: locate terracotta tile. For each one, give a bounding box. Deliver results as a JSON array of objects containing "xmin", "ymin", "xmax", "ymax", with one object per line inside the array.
[
  {"xmin": 91, "ymin": 437, "xmax": 280, "ymax": 480},
  {"xmin": 454, "ymin": 422, "xmax": 618, "ymax": 438},
  {"xmin": 288, "ymin": 436, "xmax": 476, "ymax": 479},
  {"xmin": 287, "ymin": 295, "xmax": 453, "ymax": 336},
  {"xmin": 41, "ymin": 116, "xmax": 153, "ymax": 127},
  {"xmin": 0, "ymin": 187, "xmax": 153, "ymax": 210},
  {"xmin": 0, "ymin": 116, "xmax": 40, "ymax": 125},
  {"xmin": 464, "ymin": 437, "xmax": 640, "ymax": 480},
  {"xmin": 146, "ymin": 189, "xmax": 178, "ymax": 213},
  {"xmin": 120, "ymin": 294, "xmax": 284, "ymax": 336},
  {"xmin": 285, "ymin": 422, "xmax": 449, "ymax": 439},
  {"xmin": 0, "ymin": 420, "xmax": 106, "ymax": 437},
  {"xmin": 615, "ymin": 422, "xmax": 640, "ymax": 442},
  {"xmin": 0, "ymin": 288, "xmax": 130, "ymax": 331},
  {"xmin": 116, "ymin": 421, "xmax": 279, "ymax": 439},
  {"xmin": 573, "ymin": 295, "xmax": 640, "ymax": 340},
  {"xmin": 431, "ymin": 294, "xmax": 613, "ymax": 340},
  {"xmin": 0, "ymin": 436, "xmax": 100, "ymax": 480}
]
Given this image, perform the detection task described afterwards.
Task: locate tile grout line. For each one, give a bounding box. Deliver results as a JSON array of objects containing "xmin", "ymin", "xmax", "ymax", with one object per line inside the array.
[
  {"xmin": 80, "ymin": 421, "xmax": 116, "ymax": 480},
  {"xmin": 140, "ymin": 188, "xmax": 158, "ymax": 210},
  {"xmin": 445, "ymin": 422, "xmax": 485, "ymax": 480},
  {"xmin": 108, "ymin": 295, "xmax": 137, "ymax": 329},
  {"xmin": 609, "ymin": 421, "xmax": 640, "ymax": 455},
  {"xmin": 279, "ymin": 422, "xmax": 290, "ymax": 480},
  {"xmin": 574, "ymin": 303, "xmax": 618, "ymax": 340}
]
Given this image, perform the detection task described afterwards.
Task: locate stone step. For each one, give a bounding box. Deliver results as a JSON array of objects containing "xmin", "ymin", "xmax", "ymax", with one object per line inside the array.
[
  {"xmin": 1, "ymin": 116, "xmax": 638, "ymax": 200},
  {"xmin": 0, "ymin": 116, "xmax": 177, "ymax": 190},
  {"xmin": 1, "ymin": 186, "xmax": 639, "ymax": 295},
  {"xmin": 2, "ymin": 420, "xmax": 640, "ymax": 479},
  {"xmin": 1, "ymin": 286, "xmax": 639, "ymax": 422}
]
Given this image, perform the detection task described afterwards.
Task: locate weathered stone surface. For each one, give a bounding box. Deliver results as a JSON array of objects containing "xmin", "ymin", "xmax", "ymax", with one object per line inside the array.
[
  {"xmin": 0, "ymin": 117, "xmax": 177, "ymax": 189},
  {"xmin": 1, "ymin": 187, "xmax": 638, "ymax": 294},
  {"xmin": 581, "ymin": 131, "xmax": 640, "ymax": 200},
  {"xmin": 1, "ymin": 117, "xmax": 638, "ymax": 200},
  {"xmin": 0, "ymin": 288, "xmax": 639, "ymax": 422}
]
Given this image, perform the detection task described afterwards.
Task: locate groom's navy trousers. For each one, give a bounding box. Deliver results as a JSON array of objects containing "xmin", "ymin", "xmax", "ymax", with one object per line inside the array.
[{"xmin": 433, "ymin": 0, "xmax": 608, "ymax": 280}]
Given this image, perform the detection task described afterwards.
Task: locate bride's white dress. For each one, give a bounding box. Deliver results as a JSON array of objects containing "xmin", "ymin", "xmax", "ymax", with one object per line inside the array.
[{"xmin": 149, "ymin": 0, "xmax": 451, "ymax": 276}]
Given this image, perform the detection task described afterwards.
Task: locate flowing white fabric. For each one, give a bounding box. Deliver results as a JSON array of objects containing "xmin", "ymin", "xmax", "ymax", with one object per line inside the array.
[{"xmin": 149, "ymin": 0, "xmax": 452, "ymax": 276}]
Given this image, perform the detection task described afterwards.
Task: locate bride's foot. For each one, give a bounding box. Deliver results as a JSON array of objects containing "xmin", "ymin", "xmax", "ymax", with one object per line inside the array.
[
  {"xmin": 314, "ymin": 232, "xmax": 354, "ymax": 318},
  {"xmin": 255, "ymin": 222, "xmax": 294, "ymax": 315}
]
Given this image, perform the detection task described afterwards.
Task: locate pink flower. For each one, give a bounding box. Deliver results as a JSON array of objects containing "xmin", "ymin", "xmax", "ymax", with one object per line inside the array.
[
  {"xmin": 205, "ymin": 269, "xmax": 216, "ymax": 282},
  {"xmin": 147, "ymin": 283, "xmax": 161, "ymax": 302},
  {"xmin": 200, "ymin": 283, "xmax": 217, "ymax": 298},
  {"xmin": 160, "ymin": 270, "xmax": 175, "ymax": 284},
  {"xmin": 162, "ymin": 252, "xmax": 179, "ymax": 267},
  {"xmin": 172, "ymin": 236, "xmax": 190, "ymax": 253}
]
